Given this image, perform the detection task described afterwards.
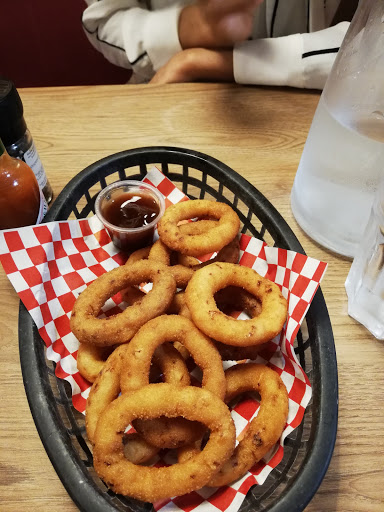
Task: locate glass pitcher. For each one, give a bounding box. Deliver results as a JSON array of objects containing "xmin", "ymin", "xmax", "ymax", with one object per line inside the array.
[{"xmin": 291, "ymin": 0, "xmax": 384, "ymax": 258}]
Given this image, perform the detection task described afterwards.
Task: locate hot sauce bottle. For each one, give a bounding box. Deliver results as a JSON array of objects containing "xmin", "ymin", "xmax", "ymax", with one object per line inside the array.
[
  {"xmin": 0, "ymin": 137, "xmax": 47, "ymax": 229},
  {"xmin": 0, "ymin": 78, "xmax": 53, "ymax": 204}
]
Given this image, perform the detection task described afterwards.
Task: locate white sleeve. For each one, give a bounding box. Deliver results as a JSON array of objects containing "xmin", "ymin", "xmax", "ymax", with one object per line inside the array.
[
  {"xmin": 82, "ymin": 1, "xmax": 184, "ymax": 81},
  {"xmin": 233, "ymin": 22, "xmax": 350, "ymax": 90}
]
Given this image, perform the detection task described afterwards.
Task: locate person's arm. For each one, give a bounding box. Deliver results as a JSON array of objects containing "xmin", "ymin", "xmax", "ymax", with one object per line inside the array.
[
  {"xmin": 233, "ymin": 22, "xmax": 350, "ymax": 90},
  {"xmin": 149, "ymin": 48, "xmax": 234, "ymax": 84},
  {"xmin": 82, "ymin": 0, "xmax": 184, "ymax": 82},
  {"xmin": 82, "ymin": 0, "xmax": 263, "ymax": 82}
]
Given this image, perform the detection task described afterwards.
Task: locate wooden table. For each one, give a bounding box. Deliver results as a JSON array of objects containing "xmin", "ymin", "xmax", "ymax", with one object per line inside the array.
[{"xmin": 0, "ymin": 84, "xmax": 383, "ymax": 511}]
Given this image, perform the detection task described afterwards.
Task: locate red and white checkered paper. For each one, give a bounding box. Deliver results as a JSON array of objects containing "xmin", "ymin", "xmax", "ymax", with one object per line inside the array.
[{"xmin": 0, "ymin": 167, "xmax": 327, "ymax": 512}]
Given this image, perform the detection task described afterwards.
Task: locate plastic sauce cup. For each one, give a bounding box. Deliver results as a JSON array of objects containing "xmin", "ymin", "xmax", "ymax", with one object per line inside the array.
[{"xmin": 95, "ymin": 180, "xmax": 165, "ymax": 253}]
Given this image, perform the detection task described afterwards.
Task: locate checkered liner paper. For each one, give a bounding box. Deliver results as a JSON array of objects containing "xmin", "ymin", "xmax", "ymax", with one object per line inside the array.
[{"xmin": 0, "ymin": 167, "xmax": 327, "ymax": 512}]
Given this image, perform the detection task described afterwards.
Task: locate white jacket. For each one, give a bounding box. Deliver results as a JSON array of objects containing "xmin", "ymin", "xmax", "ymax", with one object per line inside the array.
[{"xmin": 82, "ymin": 0, "xmax": 349, "ymax": 89}]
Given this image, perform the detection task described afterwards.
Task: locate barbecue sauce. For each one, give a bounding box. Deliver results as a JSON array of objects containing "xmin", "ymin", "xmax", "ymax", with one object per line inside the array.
[
  {"xmin": 102, "ymin": 191, "xmax": 159, "ymax": 229},
  {"xmin": 101, "ymin": 190, "xmax": 160, "ymax": 252}
]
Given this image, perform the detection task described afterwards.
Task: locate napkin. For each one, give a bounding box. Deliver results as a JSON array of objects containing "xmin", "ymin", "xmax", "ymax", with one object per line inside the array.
[{"xmin": 0, "ymin": 167, "xmax": 327, "ymax": 511}]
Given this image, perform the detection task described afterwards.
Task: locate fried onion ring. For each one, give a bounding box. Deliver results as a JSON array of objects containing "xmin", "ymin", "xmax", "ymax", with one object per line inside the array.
[
  {"xmin": 157, "ymin": 199, "xmax": 240, "ymax": 256},
  {"xmin": 148, "ymin": 239, "xmax": 194, "ymax": 289},
  {"xmin": 70, "ymin": 260, "xmax": 176, "ymax": 346},
  {"xmin": 154, "ymin": 220, "xmax": 221, "ymax": 266},
  {"xmin": 120, "ymin": 285, "xmax": 146, "ymax": 307},
  {"xmin": 178, "ymin": 363, "xmax": 288, "ymax": 487},
  {"xmin": 149, "ymin": 221, "xmax": 239, "ymax": 288},
  {"xmin": 76, "ymin": 284, "xmax": 149, "ymax": 383},
  {"xmin": 169, "ymin": 286, "xmax": 267, "ymax": 361},
  {"xmin": 185, "ymin": 263, "xmax": 288, "ymax": 346},
  {"xmin": 166, "ymin": 291, "xmax": 188, "ymax": 315},
  {"xmin": 147, "ymin": 238, "xmax": 171, "ymax": 264},
  {"xmin": 213, "ymin": 285, "xmax": 266, "ymax": 360},
  {"xmin": 125, "ymin": 245, "xmax": 152, "ymax": 265},
  {"xmin": 215, "ymin": 285, "xmax": 262, "ymax": 318},
  {"xmin": 85, "ymin": 345, "xmax": 126, "ymax": 445},
  {"xmin": 134, "ymin": 339, "xmax": 200, "ymax": 448},
  {"xmin": 174, "ymin": 220, "xmax": 221, "ymax": 268},
  {"xmin": 208, "ymin": 363, "xmax": 288, "ymax": 486},
  {"xmin": 85, "ymin": 342, "xmax": 190, "ymax": 445},
  {"xmin": 178, "ymin": 234, "xmax": 240, "ymax": 268},
  {"xmin": 77, "ymin": 343, "xmax": 115, "ymax": 383},
  {"xmin": 120, "ymin": 315, "xmax": 225, "ymax": 398},
  {"xmin": 93, "ymin": 383, "xmax": 236, "ymax": 502},
  {"xmin": 120, "ymin": 315, "xmax": 226, "ymax": 448},
  {"xmin": 123, "ymin": 432, "xmax": 158, "ymax": 465}
]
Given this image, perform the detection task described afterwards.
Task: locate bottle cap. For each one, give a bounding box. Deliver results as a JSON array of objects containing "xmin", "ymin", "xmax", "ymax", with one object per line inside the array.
[{"xmin": 0, "ymin": 78, "xmax": 27, "ymax": 146}]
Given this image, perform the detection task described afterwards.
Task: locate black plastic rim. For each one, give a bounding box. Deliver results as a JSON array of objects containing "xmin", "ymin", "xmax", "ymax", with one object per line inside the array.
[{"xmin": 19, "ymin": 146, "xmax": 338, "ymax": 512}]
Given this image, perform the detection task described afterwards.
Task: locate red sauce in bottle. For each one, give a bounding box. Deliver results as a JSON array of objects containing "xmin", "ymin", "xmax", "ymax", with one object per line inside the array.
[
  {"xmin": 0, "ymin": 139, "xmax": 42, "ymax": 229},
  {"xmin": 100, "ymin": 190, "xmax": 161, "ymax": 252}
]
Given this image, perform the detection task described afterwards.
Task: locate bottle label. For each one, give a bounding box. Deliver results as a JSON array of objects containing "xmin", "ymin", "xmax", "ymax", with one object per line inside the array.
[
  {"xmin": 36, "ymin": 188, "xmax": 48, "ymax": 224},
  {"xmin": 23, "ymin": 141, "xmax": 48, "ymax": 189}
]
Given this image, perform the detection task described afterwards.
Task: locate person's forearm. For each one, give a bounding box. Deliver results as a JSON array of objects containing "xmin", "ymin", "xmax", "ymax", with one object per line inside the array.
[
  {"xmin": 83, "ymin": 2, "xmax": 185, "ymax": 80},
  {"xmin": 185, "ymin": 49, "xmax": 234, "ymax": 82},
  {"xmin": 233, "ymin": 22, "xmax": 349, "ymax": 89},
  {"xmin": 149, "ymin": 48, "xmax": 234, "ymax": 84}
]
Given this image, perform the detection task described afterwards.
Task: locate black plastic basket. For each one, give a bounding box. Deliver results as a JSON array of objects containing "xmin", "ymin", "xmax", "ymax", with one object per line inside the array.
[{"xmin": 19, "ymin": 146, "xmax": 338, "ymax": 512}]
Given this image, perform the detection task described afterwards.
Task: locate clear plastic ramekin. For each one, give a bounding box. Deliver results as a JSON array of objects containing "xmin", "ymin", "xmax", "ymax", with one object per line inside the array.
[{"xmin": 95, "ymin": 180, "xmax": 165, "ymax": 253}]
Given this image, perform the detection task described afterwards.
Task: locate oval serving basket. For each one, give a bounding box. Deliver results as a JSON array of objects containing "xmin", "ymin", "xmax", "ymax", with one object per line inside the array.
[{"xmin": 19, "ymin": 146, "xmax": 338, "ymax": 512}]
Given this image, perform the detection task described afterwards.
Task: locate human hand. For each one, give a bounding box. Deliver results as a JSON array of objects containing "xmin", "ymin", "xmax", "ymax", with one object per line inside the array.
[
  {"xmin": 179, "ymin": 0, "xmax": 264, "ymax": 49},
  {"xmin": 149, "ymin": 48, "xmax": 234, "ymax": 85}
]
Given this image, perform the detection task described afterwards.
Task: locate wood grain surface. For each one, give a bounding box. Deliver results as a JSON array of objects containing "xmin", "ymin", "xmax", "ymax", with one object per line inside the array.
[{"xmin": 0, "ymin": 83, "xmax": 383, "ymax": 511}]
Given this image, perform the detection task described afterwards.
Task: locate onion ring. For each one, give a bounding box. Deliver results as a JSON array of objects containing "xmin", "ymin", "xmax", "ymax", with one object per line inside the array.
[
  {"xmin": 168, "ymin": 292, "xmax": 193, "ymax": 326},
  {"xmin": 178, "ymin": 234, "xmax": 240, "ymax": 268},
  {"xmin": 76, "ymin": 284, "xmax": 147, "ymax": 382},
  {"xmin": 70, "ymin": 260, "xmax": 176, "ymax": 346},
  {"xmin": 125, "ymin": 245, "xmax": 152, "ymax": 265},
  {"xmin": 77, "ymin": 343, "xmax": 115, "ymax": 383},
  {"xmin": 208, "ymin": 363, "xmax": 288, "ymax": 486},
  {"xmin": 134, "ymin": 337, "xmax": 202, "ymax": 448},
  {"xmin": 120, "ymin": 285, "xmax": 146, "ymax": 307},
  {"xmin": 175, "ymin": 220, "xmax": 218, "ymax": 267},
  {"xmin": 147, "ymin": 238, "xmax": 171, "ymax": 264},
  {"xmin": 170, "ymin": 288, "xmax": 266, "ymax": 361},
  {"xmin": 85, "ymin": 345, "xmax": 126, "ymax": 445},
  {"xmin": 185, "ymin": 262, "xmax": 288, "ymax": 346},
  {"xmin": 120, "ymin": 315, "xmax": 225, "ymax": 398},
  {"xmin": 178, "ymin": 363, "xmax": 288, "ymax": 487},
  {"xmin": 214, "ymin": 285, "xmax": 266, "ymax": 360},
  {"xmin": 93, "ymin": 383, "xmax": 236, "ymax": 502},
  {"xmin": 123, "ymin": 432, "xmax": 158, "ymax": 465},
  {"xmin": 215, "ymin": 285, "xmax": 262, "ymax": 318},
  {"xmin": 155, "ymin": 220, "xmax": 224, "ymax": 266},
  {"xmin": 166, "ymin": 291, "xmax": 188, "ymax": 315},
  {"xmin": 85, "ymin": 342, "xmax": 190, "ymax": 445},
  {"xmin": 148, "ymin": 239, "xmax": 194, "ymax": 289},
  {"xmin": 120, "ymin": 315, "xmax": 226, "ymax": 448},
  {"xmin": 149, "ymin": 221, "xmax": 239, "ymax": 288},
  {"xmin": 173, "ymin": 221, "xmax": 220, "ymax": 268},
  {"xmin": 157, "ymin": 199, "xmax": 240, "ymax": 256}
]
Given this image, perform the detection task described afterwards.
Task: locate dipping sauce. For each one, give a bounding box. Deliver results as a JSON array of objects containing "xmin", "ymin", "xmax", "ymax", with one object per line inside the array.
[
  {"xmin": 101, "ymin": 192, "xmax": 160, "ymax": 229},
  {"xmin": 95, "ymin": 180, "xmax": 165, "ymax": 253}
]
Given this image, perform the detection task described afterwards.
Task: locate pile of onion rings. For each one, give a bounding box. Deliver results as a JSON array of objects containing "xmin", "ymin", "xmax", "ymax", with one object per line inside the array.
[{"xmin": 70, "ymin": 198, "xmax": 290, "ymax": 502}]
